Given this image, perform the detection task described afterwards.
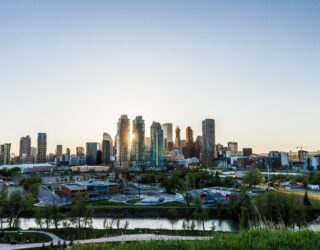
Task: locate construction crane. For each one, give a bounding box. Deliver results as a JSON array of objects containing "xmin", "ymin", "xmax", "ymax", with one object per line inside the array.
[{"xmin": 296, "ymin": 146, "xmax": 310, "ymax": 151}]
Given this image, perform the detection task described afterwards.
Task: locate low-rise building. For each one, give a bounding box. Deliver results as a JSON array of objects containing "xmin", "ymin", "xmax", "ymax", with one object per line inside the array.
[{"xmin": 61, "ymin": 180, "xmax": 120, "ymax": 200}]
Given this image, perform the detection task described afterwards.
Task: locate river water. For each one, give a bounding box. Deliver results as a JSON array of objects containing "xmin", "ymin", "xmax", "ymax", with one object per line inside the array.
[{"xmin": 5, "ymin": 218, "xmax": 238, "ymax": 232}]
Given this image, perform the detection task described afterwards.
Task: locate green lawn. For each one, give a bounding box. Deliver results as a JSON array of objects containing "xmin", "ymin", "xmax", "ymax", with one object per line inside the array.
[
  {"xmin": 70, "ymin": 229, "xmax": 320, "ymax": 250},
  {"xmin": 0, "ymin": 232, "xmax": 51, "ymax": 244}
]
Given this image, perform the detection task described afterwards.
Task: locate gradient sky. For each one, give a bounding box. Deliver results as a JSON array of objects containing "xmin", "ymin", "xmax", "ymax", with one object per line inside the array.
[{"xmin": 1, "ymin": 0, "xmax": 320, "ymax": 155}]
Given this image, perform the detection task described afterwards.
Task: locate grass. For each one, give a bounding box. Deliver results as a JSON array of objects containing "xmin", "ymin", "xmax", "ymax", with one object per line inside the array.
[
  {"xmin": 126, "ymin": 198, "xmax": 142, "ymax": 204},
  {"xmin": 0, "ymin": 232, "xmax": 51, "ymax": 244},
  {"xmin": 277, "ymin": 189, "xmax": 320, "ymax": 209},
  {"xmin": 70, "ymin": 229, "xmax": 320, "ymax": 250},
  {"xmin": 40, "ymin": 228, "xmax": 213, "ymax": 241}
]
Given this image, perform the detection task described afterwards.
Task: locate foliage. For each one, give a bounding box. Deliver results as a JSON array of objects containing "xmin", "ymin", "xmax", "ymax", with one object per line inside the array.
[
  {"xmin": 253, "ymin": 191, "xmax": 305, "ymax": 227},
  {"xmin": 20, "ymin": 175, "xmax": 42, "ymax": 197},
  {"xmin": 243, "ymin": 169, "xmax": 264, "ymax": 187}
]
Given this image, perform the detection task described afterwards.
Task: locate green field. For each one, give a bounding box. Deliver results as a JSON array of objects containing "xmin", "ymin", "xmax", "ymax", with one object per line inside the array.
[
  {"xmin": 70, "ymin": 229, "xmax": 320, "ymax": 250},
  {"xmin": 0, "ymin": 232, "xmax": 51, "ymax": 244}
]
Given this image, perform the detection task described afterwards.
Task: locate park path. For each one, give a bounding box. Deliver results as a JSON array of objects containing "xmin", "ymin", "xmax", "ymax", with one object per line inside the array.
[{"xmin": 0, "ymin": 231, "xmax": 211, "ymax": 250}]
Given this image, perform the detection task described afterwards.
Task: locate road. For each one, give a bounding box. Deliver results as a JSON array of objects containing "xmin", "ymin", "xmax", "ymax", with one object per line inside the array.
[{"xmin": 0, "ymin": 231, "xmax": 211, "ymax": 250}]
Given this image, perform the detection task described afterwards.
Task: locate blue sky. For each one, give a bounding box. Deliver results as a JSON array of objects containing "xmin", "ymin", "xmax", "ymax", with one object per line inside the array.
[{"xmin": 0, "ymin": 0, "xmax": 320, "ymax": 154}]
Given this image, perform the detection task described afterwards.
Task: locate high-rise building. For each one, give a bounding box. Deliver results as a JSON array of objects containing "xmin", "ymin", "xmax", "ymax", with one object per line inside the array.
[
  {"xmin": 163, "ymin": 123, "xmax": 173, "ymax": 152},
  {"xmin": 202, "ymin": 119, "xmax": 215, "ymax": 165},
  {"xmin": 194, "ymin": 136, "xmax": 203, "ymax": 158},
  {"xmin": 56, "ymin": 145, "xmax": 63, "ymax": 157},
  {"xmin": 243, "ymin": 148, "xmax": 253, "ymax": 157},
  {"xmin": 186, "ymin": 127, "xmax": 194, "ymax": 143},
  {"xmin": 0, "ymin": 143, "xmax": 11, "ymax": 165},
  {"xmin": 76, "ymin": 147, "xmax": 85, "ymax": 156},
  {"xmin": 102, "ymin": 133, "xmax": 113, "ymax": 164},
  {"xmin": 66, "ymin": 148, "xmax": 71, "ymax": 156},
  {"xmin": 37, "ymin": 133, "xmax": 47, "ymax": 163},
  {"xmin": 228, "ymin": 142, "xmax": 238, "ymax": 154},
  {"xmin": 145, "ymin": 137, "xmax": 151, "ymax": 161},
  {"xmin": 150, "ymin": 122, "xmax": 164, "ymax": 167},
  {"xmin": 116, "ymin": 115, "xmax": 130, "ymax": 167},
  {"xmin": 19, "ymin": 136, "xmax": 31, "ymax": 158},
  {"xmin": 298, "ymin": 150, "xmax": 308, "ymax": 162},
  {"xmin": 132, "ymin": 116, "xmax": 145, "ymax": 162},
  {"xmin": 86, "ymin": 142, "xmax": 99, "ymax": 165},
  {"xmin": 174, "ymin": 126, "xmax": 181, "ymax": 149}
]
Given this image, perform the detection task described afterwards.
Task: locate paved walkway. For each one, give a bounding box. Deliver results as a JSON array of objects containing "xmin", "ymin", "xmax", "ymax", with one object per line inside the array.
[{"xmin": 0, "ymin": 231, "xmax": 211, "ymax": 250}]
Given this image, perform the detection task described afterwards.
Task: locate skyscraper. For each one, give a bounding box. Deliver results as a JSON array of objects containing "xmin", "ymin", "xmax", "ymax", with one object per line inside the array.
[
  {"xmin": 186, "ymin": 127, "xmax": 194, "ymax": 143},
  {"xmin": 0, "ymin": 143, "xmax": 11, "ymax": 165},
  {"xmin": 202, "ymin": 119, "xmax": 215, "ymax": 165},
  {"xmin": 19, "ymin": 136, "xmax": 31, "ymax": 158},
  {"xmin": 228, "ymin": 142, "xmax": 238, "ymax": 155},
  {"xmin": 76, "ymin": 147, "xmax": 85, "ymax": 156},
  {"xmin": 56, "ymin": 145, "xmax": 63, "ymax": 157},
  {"xmin": 37, "ymin": 133, "xmax": 47, "ymax": 163},
  {"xmin": 174, "ymin": 126, "xmax": 181, "ymax": 149},
  {"xmin": 132, "ymin": 116, "xmax": 145, "ymax": 162},
  {"xmin": 162, "ymin": 123, "xmax": 173, "ymax": 152},
  {"xmin": 102, "ymin": 132, "xmax": 113, "ymax": 164},
  {"xmin": 86, "ymin": 142, "xmax": 98, "ymax": 165},
  {"xmin": 66, "ymin": 148, "xmax": 71, "ymax": 156},
  {"xmin": 150, "ymin": 122, "xmax": 164, "ymax": 167},
  {"xmin": 116, "ymin": 115, "xmax": 130, "ymax": 167}
]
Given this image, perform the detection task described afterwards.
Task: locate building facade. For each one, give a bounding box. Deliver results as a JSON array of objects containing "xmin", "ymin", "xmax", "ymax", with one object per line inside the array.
[
  {"xmin": 86, "ymin": 142, "xmax": 99, "ymax": 165},
  {"xmin": 0, "ymin": 143, "xmax": 11, "ymax": 165},
  {"xmin": 116, "ymin": 115, "xmax": 130, "ymax": 167},
  {"xmin": 202, "ymin": 119, "xmax": 215, "ymax": 165},
  {"xmin": 163, "ymin": 123, "xmax": 173, "ymax": 152},
  {"xmin": 132, "ymin": 116, "xmax": 145, "ymax": 162},
  {"xmin": 102, "ymin": 133, "xmax": 113, "ymax": 164},
  {"xmin": 150, "ymin": 122, "xmax": 164, "ymax": 167},
  {"xmin": 37, "ymin": 133, "xmax": 47, "ymax": 163}
]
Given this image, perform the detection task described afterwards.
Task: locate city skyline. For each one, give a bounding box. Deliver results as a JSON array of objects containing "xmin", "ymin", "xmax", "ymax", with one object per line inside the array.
[{"xmin": 1, "ymin": 0, "xmax": 320, "ymax": 154}]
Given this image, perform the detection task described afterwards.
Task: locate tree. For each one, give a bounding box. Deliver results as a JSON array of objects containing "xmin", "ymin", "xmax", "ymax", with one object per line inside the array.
[
  {"xmin": 193, "ymin": 199, "xmax": 209, "ymax": 231},
  {"xmin": 160, "ymin": 176, "xmax": 182, "ymax": 194},
  {"xmin": 48, "ymin": 204, "xmax": 63, "ymax": 229},
  {"xmin": 254, "ymin": 191, "xmax": 305, "ymax": 227},
  {"xmin": 0, "ymin": 188, "xmax": 8, "ymax": 232},
  {"xmin": 184, "ymin": 193, "xmax": 192, "ymax": 207},
  {"xmin": 69, "ymin": 200, "xmax": 93, "ymax": 230},
  {"xmin": 243, "ymin": 169, "xmax": 264, "ymax": 187},
  {"xmin": 7, "ymin": 191, "xmax": 33, "ymax": 228},
  {"xmin": 303, "ymin": 191, "xmax": 312, "ymax": 207},
  {"xmin": 167, "ymin": 209, "xmax": 179, "ymax": 230}
]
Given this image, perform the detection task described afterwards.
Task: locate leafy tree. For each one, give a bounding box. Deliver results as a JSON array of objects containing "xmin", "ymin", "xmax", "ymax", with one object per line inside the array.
[
  {"xmin": 303, "ymin": 191, "xmax": 312, "ymax": 207},
  {"xmin": 167, "ymin": 208, "xmax": 179, "ymax": 229},
  {"xmin": 7, "ymin": 191, "xmax": 33, "ymax": 228},
  {"xmin": 254, "ymin": 191, "xmax": 305, "ymax": 227},
  {"xmin": 193, "ymin": 199, "xmax": 209, "ymax": 231},
  {"xmin": 160, "ymin": 176, "xmax": 182, "ymax": 194},
  {"xmin": 243, "ymin": 169, "xmax": 264, "ymax": 187},
  {"xmin": 69, "ymin": 200, "xmax": 93, "ymax": 230},
  {"xmin": 0, "ymin": 188, "xmax": 9, "ymax": 232},
  {"xmin": 184, "ymin": 193, "xmax": 192, "ymax": 207},
  {"xmin": 48, "ymin": 204, "xmax": 63, "ymax": 229}
]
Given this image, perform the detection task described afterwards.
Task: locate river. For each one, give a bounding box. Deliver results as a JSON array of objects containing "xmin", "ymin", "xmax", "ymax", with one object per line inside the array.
[{"xmin": 4, "ymin": 218, "xmax": 238, "ymax": 232}]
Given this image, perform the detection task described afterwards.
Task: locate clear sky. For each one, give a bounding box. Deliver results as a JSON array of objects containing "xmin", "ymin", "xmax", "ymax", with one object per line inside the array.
[{"xmin": 1, "ymin": 0, "xmax": 320, "ymax": 155}]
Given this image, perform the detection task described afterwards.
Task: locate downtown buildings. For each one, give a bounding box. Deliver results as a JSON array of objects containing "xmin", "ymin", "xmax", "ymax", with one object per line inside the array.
[
  {"xmin": 116, "ymin": 115, "xmax": 130, "ymax": 167},
  {"xmin": 131, "ymin": 116, "xmax": 145, "ymax": 163},
  {"xmin": 150, "ymin": 122, "xmax": 164, "ymax": 167},
  {"xmin": 201, "ymin": 119, "xmax": 216, "ymax": 166},
  {"xmin": 37, "ymin": 133, "xmax": 47, "ymax": 163}
]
